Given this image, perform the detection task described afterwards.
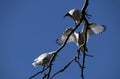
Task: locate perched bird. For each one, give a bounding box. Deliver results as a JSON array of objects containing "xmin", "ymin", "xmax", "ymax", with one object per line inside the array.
[
  {"xmin": 56, "ymin": 27, "xmax": 85, "ymax": 51},
  {"xmin": 56, "ymin": 23, "xmax": 106, "ymax": 52},
  {"xmin": 32, "ymin": 51, "xmax": 56, "ymax": 67},
  {"xmin": 64, "ymin": 9, "xmax": 83, "ymax": 25},
  {"xmin": 78, "ymin": 23, "xmax": 106, "ymax": 52}
]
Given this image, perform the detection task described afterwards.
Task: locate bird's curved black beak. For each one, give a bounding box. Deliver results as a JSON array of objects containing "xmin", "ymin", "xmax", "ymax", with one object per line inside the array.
[{"xmin": 64, "ymin": 13, "xmax": 70, "ymax": 18}]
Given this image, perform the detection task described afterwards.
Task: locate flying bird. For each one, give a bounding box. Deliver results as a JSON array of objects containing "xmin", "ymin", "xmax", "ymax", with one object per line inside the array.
[
  {"xmin": 64, "ymin": 9, "xmax": 83, "ymax": 25},
  {"xmin": 32, "ymin": 51, "xmax": 56, "ymax": 67},
  {"xmin": 56, "ymin": 23, "xmax": 106, "ymax": 52}
]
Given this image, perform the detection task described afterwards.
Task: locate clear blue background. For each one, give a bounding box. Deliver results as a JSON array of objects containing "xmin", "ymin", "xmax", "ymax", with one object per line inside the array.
[{"xmin": 1, "ymin": 0, "xmax": 120, "ymax": 79}]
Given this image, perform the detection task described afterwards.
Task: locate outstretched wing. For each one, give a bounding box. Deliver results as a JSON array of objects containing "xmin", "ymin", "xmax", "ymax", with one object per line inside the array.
[
  {"xmin": 56, "ymin": 35, "xmax": 67, "ymax": 45},
  {"xmin": 88, "ymin": 23, "xmax": 106, "ymax": 35},
  {"xmin": 56, "ymin": 27, "xmax": 74, "ymax": 45},
  {"xmin": 81, "ymin": 23, "xmax": 106, "ymax": 42}
]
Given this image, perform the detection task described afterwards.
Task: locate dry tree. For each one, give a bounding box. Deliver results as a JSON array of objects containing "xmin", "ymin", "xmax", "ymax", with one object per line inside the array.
[{"xmin": 29, "ymin": 0, "xmax": 106, "ymax": 79}]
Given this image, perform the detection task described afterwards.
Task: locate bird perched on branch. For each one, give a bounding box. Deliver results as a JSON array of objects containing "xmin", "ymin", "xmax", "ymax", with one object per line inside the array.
[
  {"xmin": 56, "ymin": 23, "xmax": 106, "ymax": 52},
  {"xmin": 32, "ymin": 51, "xmax": 56, "ymax": 67},
  {"xmin": 56, "ymin": 27, "xmax": 86, "ymax": 52},
  {"xmin": 64, "ymin": 9, "xmax": 83, "ymax": 25}
]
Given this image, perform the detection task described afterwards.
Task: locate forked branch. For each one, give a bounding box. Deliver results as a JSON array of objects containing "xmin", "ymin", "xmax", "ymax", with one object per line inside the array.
[{"xmin": 29, "ymin": 0, "xmax": 89, "ymax": 79}]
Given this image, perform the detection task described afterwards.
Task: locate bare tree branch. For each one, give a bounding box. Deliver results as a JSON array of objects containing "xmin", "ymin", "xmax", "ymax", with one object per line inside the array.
[
  {"xmin": 49, "ymin": 0, "xmax": 89, "ymax": 72},
  {"xmin": 81, "ymin": 0, "xmax": 89, "ymax": 14},
  {"xmin": 81, "ymin": 15, "xmax": 89, "ymax": 79},
  {"xmin": 29, "ymin": 0, "xmax": 89, "ymax": 79},
  {"xmin": 29, "ymin": 66, "xmax": 49, "ymax": 79},
  {"xmin": 75, "ymin": 58, "xmax": 82, "ymax": 68},
  {"xmin": 50, "ymin": 56, "xmax": 75, "ymax": 79},
  {"xmin": 80, "ymin": 0, "xmax": 89, "ymax": 79},
  {"xmin": 41, "ymin": 54, "xmax": 55, "ymax": 79}
]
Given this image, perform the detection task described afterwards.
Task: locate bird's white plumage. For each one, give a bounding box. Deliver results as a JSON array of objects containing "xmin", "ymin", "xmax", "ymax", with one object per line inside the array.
[
  {"xmin": 68, "ymin": 9, "xmax": 75, "ymax": 14},
  {"xmin": 56, "ymin": 23, "xmax": 106, "ymax": 49},
  {"xmin": 89, "ymin": 23, "xmax": 106, "ymax": 34},
  {"xmin": 85, "ymin": 23, "xmax": 106, "ymax": 42},
  {"xmin": 65, "ymin": 9, "xmax": 82, "ymax": 25},
  {"xmin": 32, "ymin": 51, "xmax": 55, "ymax": 67},
  {"xmin": 56, "ymin": 27, "xmax": 79, "ymax": 46}
]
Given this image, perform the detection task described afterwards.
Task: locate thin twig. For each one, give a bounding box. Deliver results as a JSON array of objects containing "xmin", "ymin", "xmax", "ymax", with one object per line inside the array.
[
  {"xmin": 75, "ymin": 58, "xmax": 82, "ymax": 68},
  {"xmin": 29, "ymin": 66, "xmax": 49, "ymax": 79},
  {"xmin": 75, "ymin": 58, "xmax": 84, "ymax": 78},
  {"xmin": 42, "ymin": 73, "xmax": 48, "ymax": 79},
  {"xmin": 50, "ymin": 57, "xmax": 75, "ymax": 79}
]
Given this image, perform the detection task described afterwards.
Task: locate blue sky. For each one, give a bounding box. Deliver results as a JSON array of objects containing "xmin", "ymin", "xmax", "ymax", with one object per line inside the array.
[{"xmin": 1, "ymin": 0, "xmax": 120, "ymax": 79}]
